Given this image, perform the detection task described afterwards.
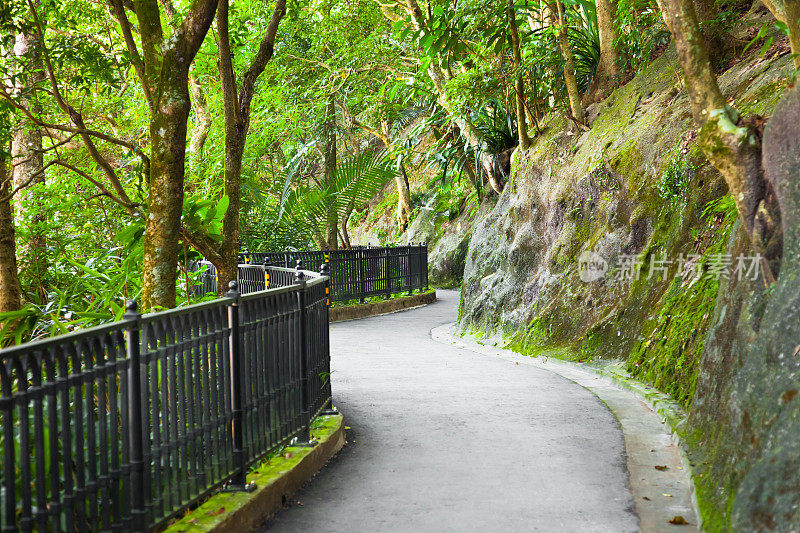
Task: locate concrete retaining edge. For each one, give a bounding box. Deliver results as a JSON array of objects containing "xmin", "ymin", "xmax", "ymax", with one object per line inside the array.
[
  {"xmin": 165, "ymin": 415, "xmax": 345, "ymax": 533},
  {"xmin": 329, "ymin": 290, "xmax": 436, "ymax": 322}
]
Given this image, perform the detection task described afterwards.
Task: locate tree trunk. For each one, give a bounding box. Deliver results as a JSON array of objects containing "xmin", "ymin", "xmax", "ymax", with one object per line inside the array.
[
  {"xmin": 341, "ymin": 202, "xmax": 353, "ymax": 249},
  {"xmin": 596, "ymin": 0, "xmax": 620, "ymax": 79},
  {"xmin": 324, "ymin": 96, "xmax": 338, "ymax": 250},
  {"xmin": 188, "ymin": 69, "xmax": 212, "ymax": 168},
  {"xmin": 396, "ymin": 163, "xmax": 412, "ymax": 229},
  {"xmin": 12, "ymin": 28, "xmax": 47, "ymax": 302},
  {"xmin": 142, "ymin": 71, "xmax": 192, "ymax": 309},
  {"xmin": 787, "ymin": 1, "xmax": 800, "ymax": 70},
  {"xmin": 508, "ymin": 0, "xmax": 531, "ymax": 150},
  {"xmin": 207, "ymin": 0, "xmax": 286, "ymax": 292},
  {"xmin": 135, "ymin": 0, "xmax": 224, "ymax": 310},
  {"xmin": 657, "ymin": 0, "xmax": 782, "ymax": 267},
  {"xmin": 0, "ymin": 153, "xmax": 22, "ymax": 314},
  {"xmin": 556, "ymin": 0, "xmax": 584, "ymax": 123}
]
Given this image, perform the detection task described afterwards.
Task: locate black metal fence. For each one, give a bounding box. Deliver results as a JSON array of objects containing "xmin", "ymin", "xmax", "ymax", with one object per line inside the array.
[
  {"xmin": 0, "ymin": 267, "xmax": 331, "ymax": 532},
  {"xmin": 197, "ymin": 244, "xmax": 429, "ymax": 303}
]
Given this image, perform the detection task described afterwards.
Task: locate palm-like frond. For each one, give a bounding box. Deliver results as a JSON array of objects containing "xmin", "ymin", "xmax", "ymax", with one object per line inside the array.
[{"xmin": 278, "ymin": 150, "xmax": 397, "ymax": 240}]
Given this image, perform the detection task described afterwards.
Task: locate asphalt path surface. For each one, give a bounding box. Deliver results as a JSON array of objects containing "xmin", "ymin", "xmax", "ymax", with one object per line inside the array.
[{"xmin": 259, "ymin": 290, "xmax": 638, "ymax": 532}]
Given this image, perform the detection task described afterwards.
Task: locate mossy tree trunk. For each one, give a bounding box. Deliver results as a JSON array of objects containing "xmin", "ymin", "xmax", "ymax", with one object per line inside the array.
[
  {"xmin": 657, "ymin": 0, "xmax": 782, "ymax": 268},
  {"xmin": 0, "ymin": 152, "xmax": 22, "ymax": 314},
  {"xmin": 508, "ymin": 0, "xmax": 531, "ymax": 150},
  {"xmin": 125, "ymin": 0, "xmax": 219, "ymax": 310},
  {"xmin": 556, "ymin": 0, "xmax": 584, "ymax": 124},
  {"xmin": 589, "ymin": 0, "xmax": 621, "ymax": 99},
  {"xmin": 11, "ymin": 26, "xmax": 47, "ymax": 302}
]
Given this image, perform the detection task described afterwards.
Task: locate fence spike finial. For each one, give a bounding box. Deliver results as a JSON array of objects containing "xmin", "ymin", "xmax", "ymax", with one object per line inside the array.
[
  {"xmin": 226, "ymin": 280, "xmax": 239, "ymax": 297},
  {"xmin": 124, "ymin": 300, "xmax": 139, "ymax": 317}
]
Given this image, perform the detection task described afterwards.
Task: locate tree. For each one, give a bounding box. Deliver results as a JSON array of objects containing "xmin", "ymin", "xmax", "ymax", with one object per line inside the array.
[
  {"xmin": 556, "ymin": 0, "xmax": 584, "ymax": 124},
  {"xmin": 380, "ymin": 0, "xmax": 507, "ymax": 193},
  {"xmin": 508, "ymin": 0, "xmax": 531, "ymax": 150},
  {"xmin": 323, "ymin": 96, "xmax": 340, "ymax": 249},
  {"xmin": 656, "ymin": 0, "xmax": 782, "ymax": 272},
  {"xmin": 594, "ymin": 0, "xmax": 620, "ymax": 88},
  {"xmin": 0, "ymin": 150, "xmax": 22, "ymax": 313},
  {"xmin": 107, "ymin": 0, "xmax": 219, "ymax": 309},
  {"xmin": 11, "ymin": 17, "xmax": 47, "ymax": 301},
  {"xmin": 181, "ymin": 0, "xmax": 287, "ymax": 291}
]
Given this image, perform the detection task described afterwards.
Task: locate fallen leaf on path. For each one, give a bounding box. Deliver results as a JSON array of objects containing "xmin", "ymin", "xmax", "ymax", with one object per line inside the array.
[
  {"xmin": 668, "ymin": 515, "xmax": 689, "ymax": 525},
  {"xmin": 662, "ymin": 493, "xmax": 673, "ymax": 498},
  {"xmin": 207, "ymin": 507, "xmax": 225, "ymax": 517},
  {"xmin": 793, "ymin": 345, "xmax": 800, "ymax": 357},
  {"xmin": 642, "ymin": 496, "xmax": 651, "ymax": 501},
  {"xmin": 655, "ymin": 465, "xmax": 668, "ymax": 471}
]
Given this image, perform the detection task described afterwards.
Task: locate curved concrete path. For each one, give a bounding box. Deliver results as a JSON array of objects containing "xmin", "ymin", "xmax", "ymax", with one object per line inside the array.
[{"xmin": 259, "ymin": 290, "xmax": 639, "ymax": 532}]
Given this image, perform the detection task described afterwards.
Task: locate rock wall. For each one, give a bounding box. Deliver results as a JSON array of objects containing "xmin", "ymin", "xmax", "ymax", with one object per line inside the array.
[{"xmin": 458, "ymin": 45, "xmax": 800, "ymax": 529}]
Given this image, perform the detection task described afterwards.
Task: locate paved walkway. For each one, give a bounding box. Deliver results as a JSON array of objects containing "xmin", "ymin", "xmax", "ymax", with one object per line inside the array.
[{"xmin": 259, "ymin": 290, "xmax": 639, "ymax": 532}]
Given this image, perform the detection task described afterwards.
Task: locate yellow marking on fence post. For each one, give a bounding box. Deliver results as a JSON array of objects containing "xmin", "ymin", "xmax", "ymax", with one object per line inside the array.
[
  {"xmin": 324, "ymin": 254, "xmax": 331, "ymax": 306},
  {"xmin": 265, "ymin": 271, "xmax": 270, "ymax": 288}
]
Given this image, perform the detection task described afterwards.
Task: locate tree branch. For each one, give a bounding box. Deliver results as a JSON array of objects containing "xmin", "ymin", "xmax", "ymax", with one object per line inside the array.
[
  {"xmin": 24, "ymin": 0, "xmax": 139, "ymax": 212},
  {"xmin": 107, "ymin": 0, "xmax": 154, "ymax": 109},
  {"xmin": 179, "ymin": 225, "xmax": 224, "ymax": 266}
]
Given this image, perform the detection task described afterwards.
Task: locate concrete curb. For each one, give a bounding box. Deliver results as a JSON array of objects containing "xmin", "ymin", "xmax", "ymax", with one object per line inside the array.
[
  {"xmin": 329, "ymin": 290, "xmax": 436, "ymax": 322},
  {"xmin": 165, "ymin": 415, "xmax": 346, "ymax": 533},
  {"xmin": 432, "ymin": 324, "xmax": 701, "ymax": 532}
]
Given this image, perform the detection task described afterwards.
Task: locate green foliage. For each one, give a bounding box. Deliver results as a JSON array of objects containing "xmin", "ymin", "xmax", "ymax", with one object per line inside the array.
[
  {"xmin": 278, "ymin": 150, "xmax": 397, "ymax": 243},
  {"xmin": 656, "ymin": 147, "xmax": 696, "ymax": 204},
  {"xmin": 614, "ymin": 0, "xmax": 670, "ymax": 71}
]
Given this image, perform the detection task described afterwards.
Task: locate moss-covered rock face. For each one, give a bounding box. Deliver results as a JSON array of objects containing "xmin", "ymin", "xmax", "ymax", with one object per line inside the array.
[{"xmin": 458, "ymin": 45, "xmax": 797, "ymax": 529}]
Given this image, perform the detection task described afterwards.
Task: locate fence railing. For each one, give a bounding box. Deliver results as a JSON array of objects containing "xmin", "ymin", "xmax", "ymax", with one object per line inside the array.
[
  {"xmin": 0, "ymin": 266, "xmax": 331, "ymax": 532},
  {"xmin": 198, "ymin": 244, "xmax": 429, "ymax": 302}
]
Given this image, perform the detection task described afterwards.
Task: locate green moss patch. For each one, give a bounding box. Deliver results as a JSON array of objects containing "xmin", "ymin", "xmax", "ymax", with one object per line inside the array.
[{"xmin": 165, "ymin": 415, "xmax": 343, "ymax": 532}]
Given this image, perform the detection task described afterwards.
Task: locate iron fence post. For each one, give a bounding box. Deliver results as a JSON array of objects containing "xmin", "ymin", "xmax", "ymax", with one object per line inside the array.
[
  {"xmin": 383, "ymin": 247, "xmax": 391, "ymax": 299},
  {"xmin": 358, "ymin": 248, "xmax": 366, "ymax": 303},
  {"xmin": 225, "ymin": 281, "xmax": 254, "ymax": 491},
  {"xmin": 423, "ymin": 242, "xmax": 429, "ymax": 290},
  {"xmin": 294, "ymin": 261, "xmax": 316, "ymax": 446},
  {"xmin": 407, "ymin": 243, "xmax": 414, "ymax": 295},
  {"xmin": 123, "ymin": 301, "xmax": 147, "ymax": 531}
]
